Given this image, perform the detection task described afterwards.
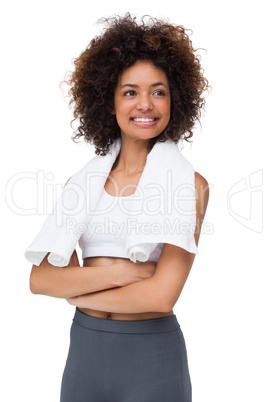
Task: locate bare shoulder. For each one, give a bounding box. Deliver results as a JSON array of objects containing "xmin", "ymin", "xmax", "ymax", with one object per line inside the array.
[
  {"xmin": 195, "ymin": 171, "xmax": 209, "ymax": 205},
  {"xmin": 194, "ymin": 171, "xmax": 210, "ymax": 243},
  {"xmin": 195, "ymin": 171, "xmax": 209, "ymax": 189}
]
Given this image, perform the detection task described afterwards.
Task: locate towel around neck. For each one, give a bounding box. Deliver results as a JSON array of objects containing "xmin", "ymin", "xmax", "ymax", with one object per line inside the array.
[{"xmin": 24, "ymin": 137, "xmax": 198, "ymax": 267}]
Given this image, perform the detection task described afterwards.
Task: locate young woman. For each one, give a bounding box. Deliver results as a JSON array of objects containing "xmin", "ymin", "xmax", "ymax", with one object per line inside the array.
[{"xmin": 29, "ymin": 14, "xmax": 209, "ymax": 402}]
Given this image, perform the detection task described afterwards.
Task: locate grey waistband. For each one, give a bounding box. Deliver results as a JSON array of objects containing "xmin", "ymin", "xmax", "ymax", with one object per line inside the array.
[{"xmin": 73, "ymin": 308, "xmax": 180, "ymax": 334}]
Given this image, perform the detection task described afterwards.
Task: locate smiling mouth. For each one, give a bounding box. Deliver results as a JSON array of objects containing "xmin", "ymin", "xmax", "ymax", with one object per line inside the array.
[{"xmin": 130, "ymin": 117, "xmax": 159, "ymax": 122}]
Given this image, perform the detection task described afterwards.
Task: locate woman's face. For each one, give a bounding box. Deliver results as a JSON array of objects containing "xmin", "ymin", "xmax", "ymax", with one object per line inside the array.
[{"xmin": 113, "ymin": 60, "xmax": 171, "ymax": 141}]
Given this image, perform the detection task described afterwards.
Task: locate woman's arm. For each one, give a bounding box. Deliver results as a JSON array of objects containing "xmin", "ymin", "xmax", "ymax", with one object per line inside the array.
[
  {"xmin": 29, "ymin": 250, "xmax": 156, "ymax": 299},
  {"xmin": 29, "ymin": 176, "xmax": 157, "ymax": 299},
  {"xmin": 66, "ymin": 246, "xmax": 195, "ymax": 313},
  {"xmin": 67, "ymin": 172, "xmax": 210, "ymax": 313}
]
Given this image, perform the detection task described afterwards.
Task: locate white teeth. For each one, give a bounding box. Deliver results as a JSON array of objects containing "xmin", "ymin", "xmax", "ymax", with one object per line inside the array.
[{"xmin": 132, "ymin": 118, "xmax": 156, "ymax": 122}]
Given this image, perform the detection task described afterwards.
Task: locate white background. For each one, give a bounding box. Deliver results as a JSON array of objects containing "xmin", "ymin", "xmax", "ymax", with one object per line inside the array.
[{"xmin": 1, "ymin": 0, "xmax": 267, "ymax": 401}]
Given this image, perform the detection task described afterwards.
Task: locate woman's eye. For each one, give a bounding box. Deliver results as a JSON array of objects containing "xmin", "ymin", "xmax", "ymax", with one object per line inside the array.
[
  {"xmin": 153, "ymin": 90, "xmax": 166, "ymax": 96},
  {"xmin": 123, "ymin": 90, "xmax": 137, "ymax": 96},
  {"xmin": 122, "ymin": 89, "xmax": 166, "ymax": 97}
]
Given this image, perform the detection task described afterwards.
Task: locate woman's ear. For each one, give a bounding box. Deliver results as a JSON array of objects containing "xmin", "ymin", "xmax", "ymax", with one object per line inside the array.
[
  {"xmin": 111, "ymin": 102, "xmax": 116, "ymax": 114},
  {"xmin": 108, "ymin": 99, "xmax": 115, "ymax": 115},
  {"xmin": 108, "ymin": 96, "xmax": 116, "ymax": 115}
]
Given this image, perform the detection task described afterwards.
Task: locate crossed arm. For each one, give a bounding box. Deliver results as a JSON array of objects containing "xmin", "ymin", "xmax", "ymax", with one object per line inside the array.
[
  {"xmin": 66, "ymin": 172, "xmax": 209, "ymax": 313},
  {"xmin": 30, "ymin": 172, "xmax": 209, "ymax": 314},
  {"xmin": 66, "ymin": 245, "xmax": 197, "ymax": 313}
]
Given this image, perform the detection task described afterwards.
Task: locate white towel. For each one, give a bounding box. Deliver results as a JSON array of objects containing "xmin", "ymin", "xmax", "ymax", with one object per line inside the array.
[{"xmin": 24, "ymin": 137, "xmax": 198, "ymax": 267}]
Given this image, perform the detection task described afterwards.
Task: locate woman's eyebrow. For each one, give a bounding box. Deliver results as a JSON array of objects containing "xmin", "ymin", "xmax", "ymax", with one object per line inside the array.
[
  {"xmin": 120, "ymin": 82, "xmax": 168, "ymax": 88},
  {"xmin": 151, "ymin": 82, "xmax": 168, "ymax": 88},
  {"xmin": 120, "ymin": 83, "xmax": 139, "ymax": 88}
]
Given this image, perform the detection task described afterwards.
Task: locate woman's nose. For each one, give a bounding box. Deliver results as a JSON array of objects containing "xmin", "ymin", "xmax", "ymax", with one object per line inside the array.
[{"xmin": 136, "ymin": 94, "xmax": 153, "ymax": 111}]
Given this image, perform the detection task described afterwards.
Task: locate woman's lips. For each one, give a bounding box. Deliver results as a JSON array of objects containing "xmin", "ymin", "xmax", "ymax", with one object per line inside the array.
[{"xmin": 130, "ymin": 116, "xmax": 160, "ymax": 127}]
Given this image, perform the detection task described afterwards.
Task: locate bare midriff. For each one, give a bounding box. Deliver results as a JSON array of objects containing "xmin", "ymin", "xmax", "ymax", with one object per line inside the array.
[{"xmin": 79, "ymin": 256, "xmax": 174, "ymax": 321}]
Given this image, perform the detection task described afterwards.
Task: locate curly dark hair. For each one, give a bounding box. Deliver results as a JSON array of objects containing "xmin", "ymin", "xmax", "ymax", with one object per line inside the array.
[{"xmin": 63, "ymin": 13, "xmax": 210, "ymax": 155}]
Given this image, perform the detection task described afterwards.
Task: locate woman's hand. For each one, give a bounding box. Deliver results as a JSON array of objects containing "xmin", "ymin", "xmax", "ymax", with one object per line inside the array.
[
  {"xmin": 66, "ymin": 295, "xmax": 85, "ymax": 307},
  {"xmin": 65, "ymin": 260, "xmax": 157, "ymax": 308},
  {"xmin": 112, "ymin": 260, "xmax": 157, "ymax": 287}
]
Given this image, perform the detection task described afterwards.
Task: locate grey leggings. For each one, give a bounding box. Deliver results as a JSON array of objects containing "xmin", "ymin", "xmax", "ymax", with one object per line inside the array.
[{"xmin": 60, "ymin": 308, "xmax": 192, "ymax": 402}]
